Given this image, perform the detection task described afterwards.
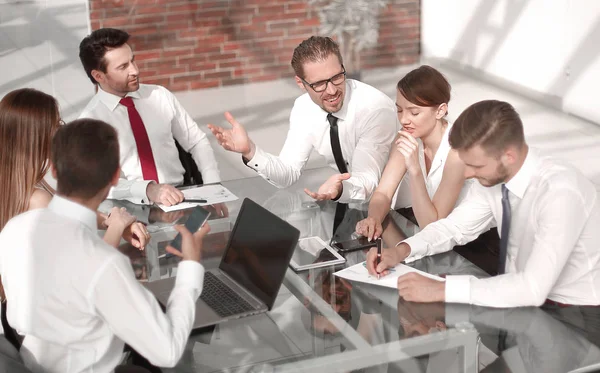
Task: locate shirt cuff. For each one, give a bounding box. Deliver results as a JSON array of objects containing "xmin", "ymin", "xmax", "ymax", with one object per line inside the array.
[
  {"xmin": 398, "ymin": 235, "xmax": 428, "ymax": 263},
  {"xmin": 445, "ymin": 275, "xmax": 472, "ymax": 304},
  {"xmin": 175, "ymin": 261, "xmax": 205, "ymax": 297},
  {"xmin": 336, "ymin": 180, "xmax": 353, "ymax": 203},
  {"xmin": 201, "ymin": 170, "xmax": 221, "ymax": 184},
  {"xmin": 245, "ymin": 147, "xmax": 269, "ymax": 172},
  {"xmin": 131, "ymin": 180, "xmax": 153, "ymax": 205}
]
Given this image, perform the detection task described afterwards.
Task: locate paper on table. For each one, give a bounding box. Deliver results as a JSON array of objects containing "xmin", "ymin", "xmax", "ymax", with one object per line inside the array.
[
  {"xmin": 158, "ymin": 184, "xmax": 238, "ymax": 212},
  {"xmin": 334, "ymin": 261, "xmax": 444, "ymax": 289}
]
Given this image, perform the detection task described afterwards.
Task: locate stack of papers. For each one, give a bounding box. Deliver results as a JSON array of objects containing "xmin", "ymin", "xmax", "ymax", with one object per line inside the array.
[
  {"xmin": 334, "ymin": 261, "xmax": 444, "ymax": 289},
  {"xmin": 158, "ymin": 184, "xmax": 238, "ymax": 212}
]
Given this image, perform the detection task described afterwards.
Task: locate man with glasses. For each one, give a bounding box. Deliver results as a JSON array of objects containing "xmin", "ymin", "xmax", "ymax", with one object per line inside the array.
[{"xmin": 208, "ymin": 36, "xmax": 397, "ymax": 202}]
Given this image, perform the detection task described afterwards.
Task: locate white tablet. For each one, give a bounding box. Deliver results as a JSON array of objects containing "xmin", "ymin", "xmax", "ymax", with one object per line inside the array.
[{"xmin": 289, "ymin": 236, "xmax": 346, "ymax": 271}]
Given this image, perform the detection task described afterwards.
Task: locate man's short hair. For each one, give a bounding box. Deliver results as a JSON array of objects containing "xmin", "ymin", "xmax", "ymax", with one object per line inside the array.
[
  {"xmin": 79, "ymin": 28, "xmax": 130, "ymax": 85},
  {"xmin": 449, "ymin": 100, "xmax": 525, "ymax": 155},
  {"xmin": 52, "ymin": 118, "xmax": 120, "ymax": 199},
  {"xmin": 290, "ymin": 36, "xmax": 343, "ymax": 79}
]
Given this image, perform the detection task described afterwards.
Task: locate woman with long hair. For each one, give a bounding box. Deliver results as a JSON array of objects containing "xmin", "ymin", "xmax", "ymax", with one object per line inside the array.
[
  {"xmin": 356, "ymin": 66, "xmax": 472, "ymax": 240},
  {"xmin": 0, "ymin": 88, "xmax": 59, "ymax": 226},
  {"xmin": 0, "ymin": 88, "xmax": 149, "ymax": 349},
  {"xmin": 0, "ymin": 88, "xmax": 148, "ymax": 246},
  {"xmin": 0, "ymin": 89, "xmax": 148, "ymax": 306}
]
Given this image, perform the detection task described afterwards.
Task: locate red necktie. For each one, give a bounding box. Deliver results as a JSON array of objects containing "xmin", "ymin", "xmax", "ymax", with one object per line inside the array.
[{"xmin": 119, "ymin": 97, "xmax": 159, "ymax": 183}]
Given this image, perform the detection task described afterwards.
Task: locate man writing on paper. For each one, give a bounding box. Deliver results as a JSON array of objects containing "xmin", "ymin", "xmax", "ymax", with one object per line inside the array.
[
  {"xmin": 208, "ymin": 36, "xmax": 397, "ymax": 202},
  {"xmin": 366, "ymin": 100, "xmax": 600, "ymax": 308}
]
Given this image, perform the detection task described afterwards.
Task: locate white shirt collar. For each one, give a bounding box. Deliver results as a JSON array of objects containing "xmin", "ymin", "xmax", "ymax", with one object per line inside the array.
[
  {"xmin": 331, "ymin": 79, "xmax": 354, "ymax": 121},
  {"xmin": 97, "ymin": 85, "xmax": 142, "ymax": 112},
  {"xmin": 48, "ymin": 195, "xmax": 97, "ymax": 232},
  {"xmin": 505, "ymin": 147, "xmax": 539, "ymax": 199}
]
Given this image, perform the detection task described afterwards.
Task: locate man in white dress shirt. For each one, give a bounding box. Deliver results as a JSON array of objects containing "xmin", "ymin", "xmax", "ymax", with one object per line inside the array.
[
  {"xmin": 208, "ymin": 36, "xmax": 398, "ymax": 203},
  {"xmin": 0, "ymin": 119, "xmax": 208, "ymax": 372},
  {"xmin": 367, "ymin": 100, "xmax": 600, "ymax": 308},
  {"xmin": 79, "ymin": 28, "xmax": 221, "ymax": 206}
]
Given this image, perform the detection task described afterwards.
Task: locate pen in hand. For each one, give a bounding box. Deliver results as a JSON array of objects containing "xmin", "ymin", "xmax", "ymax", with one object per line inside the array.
[{"xmin": 376, "ymin": 238, "xmax": 382, "ymax": 279}]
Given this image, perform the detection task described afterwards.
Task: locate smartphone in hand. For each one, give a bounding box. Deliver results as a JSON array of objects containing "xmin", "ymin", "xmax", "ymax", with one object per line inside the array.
[{"xmin": 169, "ymin": 206, "xmax": 210, "ymax": 252}]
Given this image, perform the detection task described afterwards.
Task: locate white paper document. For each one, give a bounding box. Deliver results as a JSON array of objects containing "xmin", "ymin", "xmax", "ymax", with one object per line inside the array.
[
  {"xmin": 334, "ymin": 261, "xmax": 444, "ymax": 289},
  {"xmin": 158, "ymin": 184, "xmax": 238, "ymax": 212}
]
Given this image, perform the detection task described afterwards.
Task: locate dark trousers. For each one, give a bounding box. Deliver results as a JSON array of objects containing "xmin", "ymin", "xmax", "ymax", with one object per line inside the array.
[
  {"xmin": 453, "ymin": 228, "xmax": 501, "ymax": 276},
  {"xmin": 122, "ymin": 343, "xmax": 163, "ymax": 373},
  {"xmin": 115, "ymin": 366, "xmax": 153, "ymax": 373}
]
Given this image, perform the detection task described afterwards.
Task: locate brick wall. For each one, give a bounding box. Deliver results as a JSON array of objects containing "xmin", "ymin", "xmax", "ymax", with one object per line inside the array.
[{"xmin": 89, "ymin": 0, "xmax": 420, "ymax": 91}]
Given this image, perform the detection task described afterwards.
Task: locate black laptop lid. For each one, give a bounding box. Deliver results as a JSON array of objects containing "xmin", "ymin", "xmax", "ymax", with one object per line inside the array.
[{"xmin": 219, "ymin": 198, "xmax": 300, "ymax": 310}]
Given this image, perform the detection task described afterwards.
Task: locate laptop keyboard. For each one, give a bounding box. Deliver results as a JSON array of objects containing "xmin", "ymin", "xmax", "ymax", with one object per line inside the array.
[{"xmin": 201, "ymin": 272, "xmax": 256, "ymax": 317}]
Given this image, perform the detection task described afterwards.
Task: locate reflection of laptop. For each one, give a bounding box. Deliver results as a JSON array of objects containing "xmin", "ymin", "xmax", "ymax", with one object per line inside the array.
[{"xmin": 145, "ymin": 198, "xmax": 300, "ymax": 329}]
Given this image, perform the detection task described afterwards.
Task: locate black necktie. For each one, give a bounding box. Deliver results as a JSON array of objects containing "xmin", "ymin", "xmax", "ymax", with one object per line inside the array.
[
  {"xmin": 498, "ymin": 184, "xmax": 511, "ymax": 275},
  {"xmin": 327, "ymin": 113, "xmax": 348, "ymax": 238},
  {"xmin": 497, "ymin": 184, "xmax": 512, "ymax": 352},
  {"xmin": 327, "ymin": 113, "xmax": 348, "ymax": 174}
]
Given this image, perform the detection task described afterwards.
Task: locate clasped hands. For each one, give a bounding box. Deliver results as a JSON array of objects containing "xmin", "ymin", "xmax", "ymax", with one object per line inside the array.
[{"xmin": 396, "ymin": 130, "xmax": 421, "ymax": 176}]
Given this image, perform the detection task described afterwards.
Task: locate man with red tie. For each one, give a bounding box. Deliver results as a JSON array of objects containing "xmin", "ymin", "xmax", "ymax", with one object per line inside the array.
[{"xmin": 78, "ymin": 28, "xmax": 221, "ymax": 206}]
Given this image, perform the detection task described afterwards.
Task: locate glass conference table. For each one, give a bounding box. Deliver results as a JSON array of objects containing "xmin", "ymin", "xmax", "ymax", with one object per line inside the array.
[{"xmin": 101, "ymin": 168, "xmax": 600, "ymax": 373}]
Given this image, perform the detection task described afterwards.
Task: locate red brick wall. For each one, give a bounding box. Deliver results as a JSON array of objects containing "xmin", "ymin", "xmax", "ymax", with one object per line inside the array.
[{"xmin": 89, "ymin": 0, "xmax": 420, "ymax": 91}]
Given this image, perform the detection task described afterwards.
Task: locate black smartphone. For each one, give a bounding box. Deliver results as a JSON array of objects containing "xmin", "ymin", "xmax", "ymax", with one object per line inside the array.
[
  {"xmin": 169, "ymin": 206, "xmax": 210, "ymax": 252},
  {"xmin": 332, "ymin": 236, "xmax": 378, "ymax": 253}
]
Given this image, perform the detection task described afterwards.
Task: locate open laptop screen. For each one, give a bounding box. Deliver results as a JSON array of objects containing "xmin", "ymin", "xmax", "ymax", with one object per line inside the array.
[{"xmin": 219, "ymin": 199, "xmax": 300, "ymax": 310}]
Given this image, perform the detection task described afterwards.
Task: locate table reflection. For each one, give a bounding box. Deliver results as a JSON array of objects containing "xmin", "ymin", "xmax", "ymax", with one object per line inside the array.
[
  {"xmin": 444, "ymin": 303, "xmax": 600, "ymax": 372},
  {"xmin": 102, "ymin": 171, "xmax": 600, "ymax": 372}
]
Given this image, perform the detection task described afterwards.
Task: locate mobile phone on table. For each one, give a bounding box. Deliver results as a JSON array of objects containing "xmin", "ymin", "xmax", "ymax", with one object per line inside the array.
[
  {"xmin": 332, "ymin": 236, "xmax": 378, "ymax": 253},
  {"xmin": 169, "ymin": 206, "xmax": 210, "ymax": 252}
]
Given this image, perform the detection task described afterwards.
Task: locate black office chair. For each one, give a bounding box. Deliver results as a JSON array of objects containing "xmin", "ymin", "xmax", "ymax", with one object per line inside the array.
[
  {"xmin": 174, "ymin": 140, "xmax": 203, "ymax": 186},
  {"xmin": 0, "ymin": 337, "xmax": 31, "ymax": 373},
  {"xmin": 0, "ymin": 304, "xmax": 30, "ymax": 373}
]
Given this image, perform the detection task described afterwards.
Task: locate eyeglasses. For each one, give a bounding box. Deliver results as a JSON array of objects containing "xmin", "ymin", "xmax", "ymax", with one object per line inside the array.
[
  {"xmin": 301, "ymin": 67, "xmax": 347, "ymax": 93},
  {"xmin": 58, "ymin": 119, "xmax": 66, "ymax": 126}
]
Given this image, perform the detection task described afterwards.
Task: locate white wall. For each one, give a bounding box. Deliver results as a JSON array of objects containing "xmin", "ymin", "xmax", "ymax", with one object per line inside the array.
[
  {"xmin": 422, "ymin": 0, "xmax": 600, "ymax": 125},
  {"xmin": 0, "ymin": 0, "xmax": 93, "ymax": 121}
]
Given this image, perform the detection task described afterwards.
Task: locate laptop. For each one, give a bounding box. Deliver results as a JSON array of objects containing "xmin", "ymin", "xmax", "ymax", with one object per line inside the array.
[{"xmin": 145, "ymin": 198, "xmax": 300, "ymax": 329}]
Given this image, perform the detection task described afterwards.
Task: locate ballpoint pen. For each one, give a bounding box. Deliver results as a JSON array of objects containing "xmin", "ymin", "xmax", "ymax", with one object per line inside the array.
[
  {"xmin": 183, "ymin": 198, "xmax": 207, "ymax": 203},
  {"xmin": 363, "ymin": 261, "xmax": 395, "ymax": 272},
  {"xmin": 376, "ymin": 237, "xmax": 382, "ymax": 279}
]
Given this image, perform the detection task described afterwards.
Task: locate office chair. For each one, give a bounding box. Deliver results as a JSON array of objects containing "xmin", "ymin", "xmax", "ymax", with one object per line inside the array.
[
  {"xmin": 174, "ymin": 140, "xmax": 203, "ymax": 186},
  {"xmin": 0, "ymin": 337, "xmax": 31, "ymax": 373}
]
